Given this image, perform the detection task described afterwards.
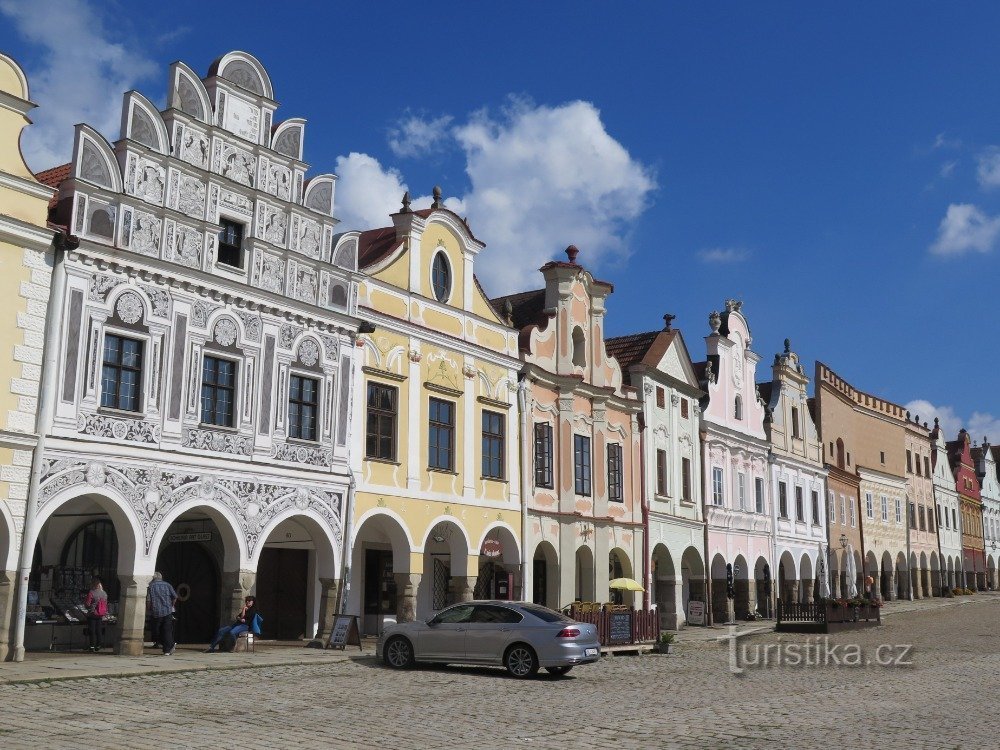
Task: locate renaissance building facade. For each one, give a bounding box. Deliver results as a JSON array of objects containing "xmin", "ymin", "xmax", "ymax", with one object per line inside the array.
[
  {"xmin": 948, "ymin": 430, "xmax": 985, "ymax": 590},
  {"xmin": 973, "ymin": 440, "xmax": 999, "ymax": 590},
  {"xmin": 931, "ymin": 420, "xmax": 964, "ymax": 592},
  {"xmin": 20, "ymin": 51, "xmax": 363, "ymax": 655}
]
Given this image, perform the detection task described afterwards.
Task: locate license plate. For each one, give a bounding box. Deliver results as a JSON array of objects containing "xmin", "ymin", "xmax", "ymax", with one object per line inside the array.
[{"xmin": 585, "ymin": 647, "xmax": 598, "ymax": 657}]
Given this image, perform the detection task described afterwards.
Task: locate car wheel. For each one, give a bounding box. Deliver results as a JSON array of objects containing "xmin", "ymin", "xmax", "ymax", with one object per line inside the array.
[
  {"xmin": 504, "ymin": 644, "xmax": 539, "ymax": 678},
  {"xmin": 546, "ymin": 666, "xmax": 573, "ymax": 676},
  {"xmin": 384, "ymin": 636, "xmax": 415, "ymax": 669}
]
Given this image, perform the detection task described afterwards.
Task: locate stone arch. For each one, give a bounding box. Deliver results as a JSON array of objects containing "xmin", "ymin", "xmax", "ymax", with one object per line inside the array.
[
  {"xmin": 213, "ymin": 51, "xmax": 273, "ymax": 99},
  {"xmin": 475, "ymin": 522, "xmax": 521, "ymax": 567},
  {"xmin": 149, "ymin": 499, "xmax": 248, "ymax": 573},
  {"xmin": 0, "ymin": 498, "xmax": 17, "ymax": 571},
  {"xmin": 125, "ymin": 91, "xmax": 169, "ymax": 153},
  {"xmin": 710, "ymin": 552, "xmax": 729, "ymax": 622},
  {"xmin": 754, "ymin": 555, "xmax": 773, "ymax": 617},
  {"xmin": 799, "ymin": 553, "xmax": 814, "ymax": 603},
  {"xmin": 828, "ymin": 547, "xmax": 841, "ymax": 598},
  {"xmin": 422, "ymin": 517, "xmax": 472, "ymax": 574},
  {"xmin": 75, "ymin": 125, "xmax": 122, "ymax": 192},
  {"xmin": 474, "ymin": 523, "xmax": 520, "ymax": 600},
  {"xmin": 880, "ymin": 550, "xmax": 894, "ymax": 599},
  {"xmin": 271, "ymin": 118, "xmax": 304, "ymax": 159},
  {"xmin": 681, "ymin": 546, "xmax": 706, "ymax": 621},
  {"xmin": 732, "ymin": 553, "xmax": 751, "ymax": 618},
  {"xmin": 532, "ymin": 540, "xmax": 558, "ymax": 610},
  {"xmin": 170, "ymin": 61, "xmax": 212, "ymax": 122},
  {"xmin": 304, "ymin": 175, "xmax": 335, "ymax": 215},
  {"xmin": 575, "ymin": 544, "xmax": 595, "ymax": 603},
  {"xmin": 778, "ymin": 550, "xmax": 797, "ymax": 604},
  {"xmin": 350, "ymin": 509, "xmax": 415, "ymax": 632},
  {"xmin": 651, "ymin": 544, "xmax": 678, "ymax": 628},
  {"xmin": 107, "ymin": 285, "xmax": 152, "ymax": 327},
  {"xmin": 332, "ymin": 233, "xmax": 359, "ymax": 272}
]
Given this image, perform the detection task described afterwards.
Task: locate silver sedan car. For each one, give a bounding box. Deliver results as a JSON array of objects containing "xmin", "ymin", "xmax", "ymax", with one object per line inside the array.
[{"xmin": 378, "ymin": 601, "xmax": 601, "ymax": 678}]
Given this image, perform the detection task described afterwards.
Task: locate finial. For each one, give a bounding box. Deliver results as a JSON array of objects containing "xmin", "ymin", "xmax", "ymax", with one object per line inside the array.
[
  {"xmin": 566, "ymin": 244, "xmax": 579, "ymax": 263},
  {"xmin": 783, "ymin": 338, "xmax": 791, "ymax": 354},
  {"xmin": 431, "ymin": 185, "xmax": 443, "ymax": 209},
  {"xmin": 663, "ymin": 313, "xmax": 675, "ymax": 331},
  {"xmin": 934, "ymin": 417, "xmax": 940, "ymax": 427},
  {"xmin": 708, "ymin": 310, "xmax": 721, "ymax": 334},
  {"xmin": 906, "ymin": 410, "xmax": 911, "ymax": 420},
  {"xmin": 400, "ymin": 191, "xmax": 412, "ymax": 214},
  {"xmin": 914, "ymin": 414, "xmax": 919, "ymax": 424}
]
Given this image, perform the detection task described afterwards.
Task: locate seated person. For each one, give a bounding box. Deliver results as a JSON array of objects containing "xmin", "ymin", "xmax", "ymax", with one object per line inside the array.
[{"xmin": 205, "ymin": 596, "xmax": 258, "ymax": 652}]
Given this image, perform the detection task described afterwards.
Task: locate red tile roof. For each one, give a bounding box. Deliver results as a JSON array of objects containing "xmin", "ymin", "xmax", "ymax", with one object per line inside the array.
[
  {"xmin": 489, "ymin": 289, "xmax": 546, "ymax": 330},
  {"xmin": 34, "ymin": 163, "xmax": 71, "ymax": 209},
  {"xmin": 357, "ymin": 226, "xmax": 402, "ymax": 270},
  {"xmin": 604, "ymin": 331, "xmax": 661, "ymax": 372}
]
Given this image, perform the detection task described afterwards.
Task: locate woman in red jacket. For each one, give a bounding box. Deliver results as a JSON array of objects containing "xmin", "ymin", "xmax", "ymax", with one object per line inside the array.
[{"xmin": 84, "ymin": 578, "xmax": 108, "ymax": 652}]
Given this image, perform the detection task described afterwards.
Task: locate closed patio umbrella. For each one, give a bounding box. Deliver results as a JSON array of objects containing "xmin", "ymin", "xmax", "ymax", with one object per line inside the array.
[
  {"xmin": 817, "ymin": 541, "xmax": 831, "ymax": 599},
  {"xmin": 845, "ymin": 544, "xmax": 858, "ymax": 598}
]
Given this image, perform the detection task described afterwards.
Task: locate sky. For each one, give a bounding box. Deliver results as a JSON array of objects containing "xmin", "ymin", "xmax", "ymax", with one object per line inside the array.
[{"xmin": 2, "ymin": 0, "xmax": 998, "ymax": 441}]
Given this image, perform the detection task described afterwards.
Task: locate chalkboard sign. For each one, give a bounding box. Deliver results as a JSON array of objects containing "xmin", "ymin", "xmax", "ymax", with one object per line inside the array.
[
  {"xmin": 326, "ymin": 614, "xmax": 362, "ymax": 651},
  {"xmin": 608, "ymin": 611, "xmax": 632, "ymax": 643},
  {"xmin": 687, "ymin": 600, "xmax": 705, "ymax": 626}
]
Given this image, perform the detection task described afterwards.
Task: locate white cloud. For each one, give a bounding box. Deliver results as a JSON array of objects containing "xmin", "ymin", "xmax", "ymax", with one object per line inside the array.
[
  {"xmin": 905, "ymin": 400, "xmax": 1000, "ymax": 444},
  {"xmin": 976, "ymin": 146, "xmax": 1000, "ymax": 188},
  {"xmin": 336, "ymin": 98, "xmax": 656, "ymax": 294},
  {"xmin": 0, "ymin": 0, "xmax": 158, "ymax": 171},
  {"xmin": 387, "ymin": 114, "xmax": 453, "ymax": 158},
  {"xmin": 933, "ymin": 132, "xmax": 962, "ymax": 150},
  {"xmin": 929, "ymin": 203, "xmax": 1000, "ymax": 256},
  {"xmin": 697, "ymin": 247, "xmax": 749, "ymax": 264},
  {"xmin": 939, "ymin": 160, "xmax": 957, "ymax": 178}
]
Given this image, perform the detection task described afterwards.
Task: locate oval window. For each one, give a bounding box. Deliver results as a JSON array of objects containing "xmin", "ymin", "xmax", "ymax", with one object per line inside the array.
[{"xmin": 432, "ymin": 252, "xmax": 451, "ymax": 302}]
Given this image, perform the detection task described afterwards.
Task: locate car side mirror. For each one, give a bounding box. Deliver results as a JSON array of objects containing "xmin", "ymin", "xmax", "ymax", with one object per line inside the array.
[{"xmin": 426, "ymin": 618, "xmax": 439, "ymax": 626}]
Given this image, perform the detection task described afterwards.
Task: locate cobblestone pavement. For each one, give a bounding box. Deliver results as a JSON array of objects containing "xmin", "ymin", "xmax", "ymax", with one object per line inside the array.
[{"xmin": 0, "ymin": 596, "xmax": 997, "ymax": 750}]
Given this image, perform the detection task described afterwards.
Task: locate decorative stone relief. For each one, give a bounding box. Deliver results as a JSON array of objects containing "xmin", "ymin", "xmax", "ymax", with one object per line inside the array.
[
  {"xmin": 80, "ymin": 142, "xmax": 112, "ymax": 187},
  {"xmin": 305, "ymin": 182, "xmax": 332, "ymax": 213},
  {"xmin": 139, "ymin": 285, "xmax": 171, "ymax": 318},
  {"xmin": 253, "ymin": 254, "xmax": 284, "ymax": 293},
  {"xmin": 219, "ymin": 143, "xmax": 256, "ymax": 187},
  {"xmin": 222, "ymin": 60, "xmax": 264, "ymax": 95},
  {"xmin": 262, "ymin": 205, "xmax": 287, "ymax": 245},
  {"xmin": 183, "ymin": 427, "xmax": 253, "ymax": 455},
  {"xmin": 133, "ymin": 158, "xmax": 165, "ymax": 204},
  {"xmin": 88, "ymin": 274, "xmax": 122, "ymax": 301},
  {"xmin": 115, "ymin": 292, "xmax": 144, "ymax": 324},
  {"xmin": 278, "ymin": 324, "xmax": 303, "ymax": 350},
  {"xmin": 297, "ymin": 339, "xmax": 320, "ymax": 366},
  {"xmin": 294, "ymin": 267, "xmax": 318, "ymax": 304},
  {"xmin": 273, "ymin": 127, "xmax": 301, "ymax": 159},
  {"xmin": 87, "ymin": 204, "xmax": 115, "ymax": 239},
  {"xmin": 191, "ymin": 300, "xmax": 221, "ymax": 328},
  {"xmin": 180, "ymin": 129, "xmax": 209, "ymax": 168},
  {"xmin": 177, "ymin": 174, "xmax": 205, "ymax": 217},
  {"xmin": 219, "ymin": 188, "xmax": 253, "ymax": 217},
  {"xmin": 173, "ymin": 225, "xmax": 203, "ymax": 268},
  {"xmin": 130, "ymin": 211, "xmax": 161, "ymax": 257},
  {"xmin": 297, "ymin": 218, "xmax": 321, "ymax": 258},
  {"xmin": 130, "ymin": 108, "xmax": 159, "ymax": 150},
  {"xmin": 213, "ymin": 318, "xmax": 239, "ymax": 347},
  {"xmin": 77, "ymin": 413, "xmax": 159, "ymax": 444},
  {"xmin": 266, "ymin": 162, "xmax": 292, "ymax": 200},
  {"xmin": 271, "ymin": 441, "xmax": 333, "ymax": 467},
  {"xmin": 235, "ymin": 311, "xmax": 261, "ymax": 342},
  {"xmin": 319, "ymin": 334, "xmax": 339, "ymax": 362},
  {"xmin": 176, "ymin": 77, "xmax": 204, "ymax": 119}
]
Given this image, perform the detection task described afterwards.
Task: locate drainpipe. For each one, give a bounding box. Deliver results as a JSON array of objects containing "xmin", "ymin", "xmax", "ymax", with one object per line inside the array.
[
  {"xmin": 517, "ymin": 377, "xmax": 531, "ymax": 602},
  {"xmin": 700, "ymin": 426, "xmax": 712, "ymax": 625},
  {"xmin": 13, "ymin": 232, "xmax": 70, "ymax": 662},
  {"xmin": 336, "ymin": 469, "xmax": 356, "ymax": 615},
  {"xmin": 905, "ymin": 492, "xmax": 913, "ymax": 601},
  {"xmin": 638, "ymin": 407, "xmax": 649, "ymax": 611}
]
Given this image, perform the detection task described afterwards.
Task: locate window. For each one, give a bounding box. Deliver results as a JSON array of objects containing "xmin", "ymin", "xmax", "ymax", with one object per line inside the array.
[
  {"xmin": 846, "ymin": 452, "xmax": 851, "ymax": 466},
  {"xmin": 100, "ymin": 334, "xmax": 143, "ymax": 411},
  {"xmin": 738, "ymin": 472, "xmax": 746, "ymax": 511},
  {"xmin": 811, "ymin": 490, "xmax": 819, "ymax": 525},
  {"xmin": 201, "ymin": 355, "xmax": 237, "ymax": 427},
  {"xmin": 778, "ymin": 482, "xmax": 788, "ymax": 518},
  {"xmin": 795, "ymin": 486, "xmax": 804, "ymax": 521},
  {"xmin": 880, "ymin": 495, "xmax": 888, "ymax": 522},
  {"xmin": 866, "ymin": 492, "xmax": 874, "ymax": 519},
  {"xmin": 656, "ymin": 387, "xmax": 665, "ymax": 408},
  {"xmin": 734, "ymin": 394, "xmax": 743, "ymax": 420},
  {"xmin": 481, "ymin": 411, "xmax": 505, "ymax": 479},
  {"xmin": 534, "ymin": 423, "xmax": 553, "ymax": 488},
  {"xmin": 906, "ymin": 450, "xmax": 913, "ymax": 473},
  {"xmin": 919, "ymin": 505, "xmax": 926, "ymax": 531},
  {"xmin": 656, "ymin": 449, "xmax": 667, "ymax": 495},
  {"xmin": 849, "ymin": 496, "xmax": 856, "ymax": 527},
  {"xmin": 895, "ymin": 498, "xmax": 902, "ymax": 524},
  {"xmin": 681, "ymin": 457, "xmax": 692, "ymax": 501},
  {"xmin": 572, "ymin": 326, "xmax": 586, "ymax": 368},
  {"xmin": 755, "ymin": 477, "xmax": 764, "ymax": 513},
  {"xmin": 791, "ymin": 407, "xmax": 800, "ymax": 438},
  {"xmin": 924, "ymin": 456, "xmax": 931, "ymax": 476},
  {"xmin": 574, "ymin": 434, "xmax": 591, "ymax": 495},
  {"xmin": 835, "ymin": 439, "xmax": 845, "ymax": 468},
  {"xmin": 880, "ymin": 450, "xmax": 886, "ymax": 465},
  {"xmin": 952, "ymin": 507, "xmax": 956, "ymax": 530},
  {"xmin": 607, "ymin": 443, "xmax": 623, "ymax": 502},
  {"xmin": 927, "ymin": 507, "xmax": 934, "ymax": 532},
  {"xmin": 937, "ymin": 504, "xmax": 943, "ymax": 528},
  {"xmin": 712, "ymin": 467, "xmax": 724, "ymax": 506},
  {"xmin": 908, "ymin": 502, "xmax": 916, "ymax": 529},
  {"xmin": 366, "ymin": 383, "xmax": 398, "ymax": 461},
  {"xmin": 915, "ymin": 454, "xmax": 922, "ymax": 477},
  {"xmin": 839, "ymin": 494, "xmax": 846, "ymax": 525},
  {"xmin": 428, "ymin": 398, "xmax": 455, "ymax": 471},
  {"xmin": 828, "ymin": 490, "xmax": 836, "ymax": 519},
  {"xmin": 288, "ymin": 375, "xmax": 319, "ymax": 441},
  {"xmin": 431, "ymin": 252, "xmax": 451, "ymax": 302},
  {"xmin": 218, "ymin": 219, "xmax": 244, "ymax": 268},
  {"xmin": 680, "ymin": 399, "xmax": 689, "ymax": 419}
]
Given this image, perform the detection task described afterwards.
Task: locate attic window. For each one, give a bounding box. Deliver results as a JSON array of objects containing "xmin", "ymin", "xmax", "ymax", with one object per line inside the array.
[
  {"xmin": 431, "ymin": 252, "xmax": 451, "ymax": 303},
  {"xmin": 572, "ymin": 326, "xmax": 586, "ymax": 368}
]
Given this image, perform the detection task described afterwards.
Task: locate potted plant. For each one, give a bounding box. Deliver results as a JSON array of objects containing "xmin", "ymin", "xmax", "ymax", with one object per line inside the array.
[{"xmin": 656, "ymin": 631, "xmax": 675, "ymax": 654}]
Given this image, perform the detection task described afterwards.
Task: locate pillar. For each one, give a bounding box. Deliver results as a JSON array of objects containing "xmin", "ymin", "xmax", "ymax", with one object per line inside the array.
[
  {"xmin": 965, "ymin": 569, "xmax": 975, "ymax": 590},
  {"xmin": 395, "ymin": 572, "xmax": 420, "ymax": 622},
  {"xmin": 910, "ymin": 568, "xmax": 921, "ymax": 599},
  {"xmin": 0, "ymin": 569, "xmax": 14, "ymax": 661},
  {"xmin": 976, "ymin": 571, "xmax": 986, "ymax": 590},
  {"xmin": 116, "ymin": 574, "xmax": 152, "ymax": 656},
  {"xmin": 783, "ymin": 579, "xmax": 798, "ymax": 605},
  {"xmin": 221, "ymin": 569, "xmax": 256, "ymax": 624},
  {"xmin": 315, "ymin": 577, "xmax": 340, "ymax": 640},
  {"xmin": 656, "ymin": 576, "xmax": 678, "ymax": 630},
  {"xmin": 802, "ymin": 579, "xmax": 815, "ymax": 603},
  {"xmin": 711, "ymin": 578, "xmax": 731, "ymax": 624},
  {"xmin": 453, "ymin": 576, "xmax": 477, "ymax": 602}
]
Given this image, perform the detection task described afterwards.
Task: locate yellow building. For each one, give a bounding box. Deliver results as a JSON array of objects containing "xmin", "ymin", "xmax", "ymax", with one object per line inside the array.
[
  {"xmin": 0, "ymin": 53, "xmax": 57, "ymax": 660},
  {"xmin": 341, "ymin": 194, "xmax": 522, "ymax": 633}
]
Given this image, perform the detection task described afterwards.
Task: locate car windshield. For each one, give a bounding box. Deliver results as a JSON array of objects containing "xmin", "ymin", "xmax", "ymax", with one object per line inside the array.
[{"xmin": 520, "ymin": 604, "xmax": 573, "ymax": 623}]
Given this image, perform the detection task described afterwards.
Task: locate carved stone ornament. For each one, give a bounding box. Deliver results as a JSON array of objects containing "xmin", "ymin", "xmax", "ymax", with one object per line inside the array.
[
  {"xmin": 177, "ymin": 174, "xmax": 205, "ymax": 217},
  {"xmin": 191, "ymin": 300, "xmax": 221, "ymax": 329},
  {"xmin": 279, "ymin": 324, "xmax": 303, "ymax": 350},
  {"xmin": 140, "ymin": 285, "xmax": 171, "ymax": 318},
  {"xmin": 236, "ymin": 311, "xmax": 262, "ymax": 343},
  {"xmin": 115, "ymin": 292, "xmax": 144, "ymax": 325},
  {"xmin": 213, "ymin": 318, "xmax": 239, "ymax": 347},
  {"xmin": 255, "ymin": 255, "xmax": 284, "ymax": 293},
  {"xmin": 271, "ymin": 441, "xmax": 333, "ymax": 467},
  {"xmin": 183, "ymin": 427, "xmax": 252, "ymax": 455},
  {"xmin": 78, "ymin": 413, "xmax": 159, "ymax": 444},
  {"xmin": 130, "ymin": 212, "xmax": 161, "ymax": 257},
  {"xmin": 298, "ymin": 339, "xmax": 320, "ymax": 366},
  {"xmin": 89, "ymin": 274, "xmax": 122, "ymax": 301},
  {"xmin": 180, "ymin": 129, "xmax": 209, "ymax": 167},
  {"xmin": 709, "ymin": 311, "xmax": 722, "ymax": 334}
]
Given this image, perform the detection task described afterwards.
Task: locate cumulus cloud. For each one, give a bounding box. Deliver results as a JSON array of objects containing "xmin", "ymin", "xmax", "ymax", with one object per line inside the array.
[
  {"xmin": 932, "ymin": 132, "xmax": 962, "ymax": 150},
  {"xmin": 976, "ymin": 146, "xmax": 1000, "ymax": 188},
  {"xmin": 929, "ymin": 203, "xmax": 1000, "ymax": 256},
  {"xmin": 388, "ymin": 113, "xmax": 453, "ymax": 158},
  {"xmin": 335, "ymin": 98, "xmax": 656, "ymax": 293},
  {"xmin": 905, "ymin": 399, "xmax": 1000, "ymax": 444},
  {"xmin": 0, "ymin": 0, "xmax": 158, "ymax": 170},
  {"xmin": 697, "ymin": 247, "xmax": 749, "ymax": 264}
]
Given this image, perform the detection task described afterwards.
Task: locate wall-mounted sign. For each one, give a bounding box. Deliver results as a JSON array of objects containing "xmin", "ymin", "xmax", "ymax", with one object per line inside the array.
[
  {"xmin": 168, "ymin": 532, "xmax": 212, "ymax": 543},
  {"xmin": 481, "ymin": 539, "xmax": 503, "ymax": 558},
  {"xmin": 687, "ymin": 600, "xmax": 705, "ymax": 625}
]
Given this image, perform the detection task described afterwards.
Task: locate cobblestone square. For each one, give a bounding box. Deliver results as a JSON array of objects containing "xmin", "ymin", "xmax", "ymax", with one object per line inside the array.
[{"xmin": 0, "ymin": 597, "xmax": 997, "ymax": 749}]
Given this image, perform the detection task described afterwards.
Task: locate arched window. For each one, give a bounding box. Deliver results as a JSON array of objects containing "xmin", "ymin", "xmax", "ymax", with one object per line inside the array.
[
  {"xmin": 572, "ymin": 326, "xmax": 586, "ymax": 368},
  {"xmin": 431, "ymin": 252, "xmax": 451, "ymax": 302},
  {"xmin": 734, "ymin": 394, "xmax": 743, "ymax": 420},
  {"xmin": 61, "ymin": 519, "xmax": 119, "ymax": 599},
  {"xmin": 836, "ymin": 438, "xmax": 846, "ymax": 470}
]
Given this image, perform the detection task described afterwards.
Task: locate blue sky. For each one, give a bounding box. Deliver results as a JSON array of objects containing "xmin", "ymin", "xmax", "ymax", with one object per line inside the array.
[{"xmin": 2, "ymin": 1, "xmax": 998, "ymax": 439}]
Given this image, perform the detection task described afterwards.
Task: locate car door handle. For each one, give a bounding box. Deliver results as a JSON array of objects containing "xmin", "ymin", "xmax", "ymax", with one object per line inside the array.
[
  {"xmin": 455, "ymin": 628, "xmax": 466, "ymax": 632},
  {"xmin": 499, "ymin": 627, "xmax": 511, "ymax": 632}
]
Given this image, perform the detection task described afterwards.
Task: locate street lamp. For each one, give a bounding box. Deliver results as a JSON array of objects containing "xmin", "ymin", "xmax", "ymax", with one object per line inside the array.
[{"xmin": 839, "ymin": 533, "xmax": 848, "ymax": 550}]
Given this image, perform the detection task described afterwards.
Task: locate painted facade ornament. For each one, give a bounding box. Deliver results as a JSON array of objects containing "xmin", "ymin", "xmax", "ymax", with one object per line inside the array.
[
  {"xmin": 78, "ymin": 413, "xmax": 160, "ymax": 444},
  {"xmin": 115, "ymin": 291, "xmax": 144, "ymax": 324},
  {"xmin": 298, "ymin": 338, "xmax": 320, "ymax": 366},
  {"xmin": 89, "ymin": 274, "xmax": 122, "ymax": 301},
  {"xmin": 709, "ymin": 310, "xmax": 721, "ymax": 334},
  {"xmin": 85, "ymin": 461, "xmax": 107, "ymax": 487},
  {"xmin": 271, "ymin": 442, "xmax": 334, "ymax": 467},
  {"xmin": 183, "ymin": 427, "xmax": 253, "ymax": 455},
  {"xmin": 213, "ymin": 318, "xmax": 239, "ymax": 347}
]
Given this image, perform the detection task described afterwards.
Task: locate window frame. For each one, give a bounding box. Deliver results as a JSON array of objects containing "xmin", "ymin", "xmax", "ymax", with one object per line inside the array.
[
  {"xmin": 794, "ymin": 485, "xmax": 804, "ymax": 521},
  {"xmin": 866, "ymin": 492, "xmax": 874, "ymax": 519},
  {"xmin": 656, "ymin": 449, "xmax": 668, "ymax": 496},
  {"xmin": 431, "ymin": 250, "xmax": 452, "ymax": 303},
  {"xmin": 738, "ymin": 472, "xmax": 746, "ymax": 511},
  {"xmin": 607, "ymin": 442, "xmax": 624, "ymax": 502},
  {"xmin": 428, "ymin": 396, "xmax": 456, "ymax": 472},
  {"xmin": 574, "ymin": 434, "xmax": 592, "ymax": 496},
  {"xmin": 778, "ymin": 481, "xmax": 788, "ymax": 518},
  {"xmin": 100, "ymin": 331, "xmax": 144, "ymax": 412},
  {"xmin": 200, "ymin": 354, "xmax": 239, "ymax": 428},
  {"xmin": 481, "ymin": 409, "xmax": 505, "ymax": 480},
  {"xmin": 754, "ymin": 477, "xmax": 764, "ymax": 513},
  {"xmin": 365, "ymin": 381, "xmax": 398, "ymax": 462},
  {"xmin": 287, "ymin": 372, "xmax": 320, "ymax": 442},
  {"xmin": 880, "ymin": 495, "xmax": 889, "ymax": 522},
  {"xmin": 712, "ymin": 466, "xmax": 724, "ymax": 506},
  {"xmin": 681, "ymin": 457, "xmax": 692, "ymax": 502},
  {"xmin": 217, "ymin": 218, "xmax": 245, "ymax": 269},
  {"xmin": 534, "ymin": 422, "xmax": 553, "ymax": 489},
  {"xmin": 811, "ymin": 490, "xmax": 819, "ymax": 525}
]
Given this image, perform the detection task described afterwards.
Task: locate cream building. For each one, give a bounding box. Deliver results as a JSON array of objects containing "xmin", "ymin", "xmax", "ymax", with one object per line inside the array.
[
  {"xmin": 606, "ymin": 316, "xmax": 706, "ymax": 629},
  {"xmin": 903, "ymin": 413, "xmax": 938, "ymax": 597},
  {"xmin": 0, "ymin": 54, "xmax": 57, "ymax": 660},
  {"xmin": 346, "ymin": 196, "xmax": 522, "ymax": 634}
]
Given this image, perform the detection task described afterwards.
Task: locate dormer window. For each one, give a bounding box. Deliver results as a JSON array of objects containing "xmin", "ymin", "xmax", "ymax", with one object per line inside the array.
[
  {"xmin": 431, "ymin": 252, "xmax": 451, "ymax": 302},
  {"xmin": 734, "ymin": 394, "xmax": 743, "ymax": 420},
  {"xmin": 572, "ymin": 326, "xmax": 586, "ymax": 368},
  {"xmin": 218, "ymin": 219, "xmax": 244, "ymax": 268}
]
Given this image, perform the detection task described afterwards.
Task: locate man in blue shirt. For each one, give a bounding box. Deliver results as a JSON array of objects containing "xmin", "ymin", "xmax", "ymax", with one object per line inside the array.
[{"xmin": 147, "ymin": 572, "xmax": 178, "ymax": 655}]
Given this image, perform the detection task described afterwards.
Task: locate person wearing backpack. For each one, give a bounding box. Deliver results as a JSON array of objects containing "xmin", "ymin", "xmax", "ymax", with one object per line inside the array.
[
  {"xmin": 205, "ymin": 595, "xmax": 259, "ymax": 652},
  {"xmin": 84, "ymin": 578, "xmax": 108, "ymax": 652}
]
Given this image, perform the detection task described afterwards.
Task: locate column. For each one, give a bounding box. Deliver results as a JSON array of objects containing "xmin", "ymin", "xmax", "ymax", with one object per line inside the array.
[
  {"xmin": 782, "ymin": 579, "xmax": 798, "ymax": 605},
  {"xmin": 733, "ymin": 579, "xmax": 751, "ymax": 619},
  {"xmin": 0, "ymin": 569, "xmax": 14, "ymax": 661},
  {"xmin": 395, "ymin": 573, "xmax": 420, "ymax": 622},
  {"xmin": 315, "ymin": 577, "xmax": 340, "ymax": 640},
  {"xmin": 711, "ymin": 577, "xmax": 730, "ymax": 624},
  {"xmin": 802, "ymin": 579, "xmax": 815, "ymax": 603},
  {"xmin": 656, "ymin": 576, "xmax": 678, "ymax": 630},
  {"xmin": 116, "ymin": 574, "xmax": 152, "ymax": 656},
  {"xmin": 221, "ymin": 569, "xmax": 256, "ymax": 623},
  {"xmin": 453, "ymin": 576, "xmax": 477, "ymax": 602},
  {"xmin": 910, "ymin": 568, "xmax": 921, "ymax": 599}
]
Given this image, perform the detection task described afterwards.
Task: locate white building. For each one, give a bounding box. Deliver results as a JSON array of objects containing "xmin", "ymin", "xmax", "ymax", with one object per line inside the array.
[
  {"xmin": 973, "ymin": 440, "xmax": 1000, "ymax": 590},
  {"xmin": 931, "ymin": 420, "xmax": 963, "ymax": 591},
  {"xmin": 22, "ymin": 51, "xmax": 363, "ymax": 655},
  {"xmin": 606, "ymin": 316, "xmax": 707, "ymax": 629},
  {"xmin": 759, "ymin": 340, "xmax": 827, "ymax": 605}
]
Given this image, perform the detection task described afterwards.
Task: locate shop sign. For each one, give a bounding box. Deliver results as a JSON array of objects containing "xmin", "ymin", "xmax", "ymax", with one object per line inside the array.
[
  {"xmin": 168, "ymin": 532, "xmax": 212, "ymax": 543},
  {"xmin": 687, "ymin": 600, "xmax": 705, "ymax": 625},
  {"xmin": 481, "ymin": 539, "xmax": 503, "ymax": 558}
]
